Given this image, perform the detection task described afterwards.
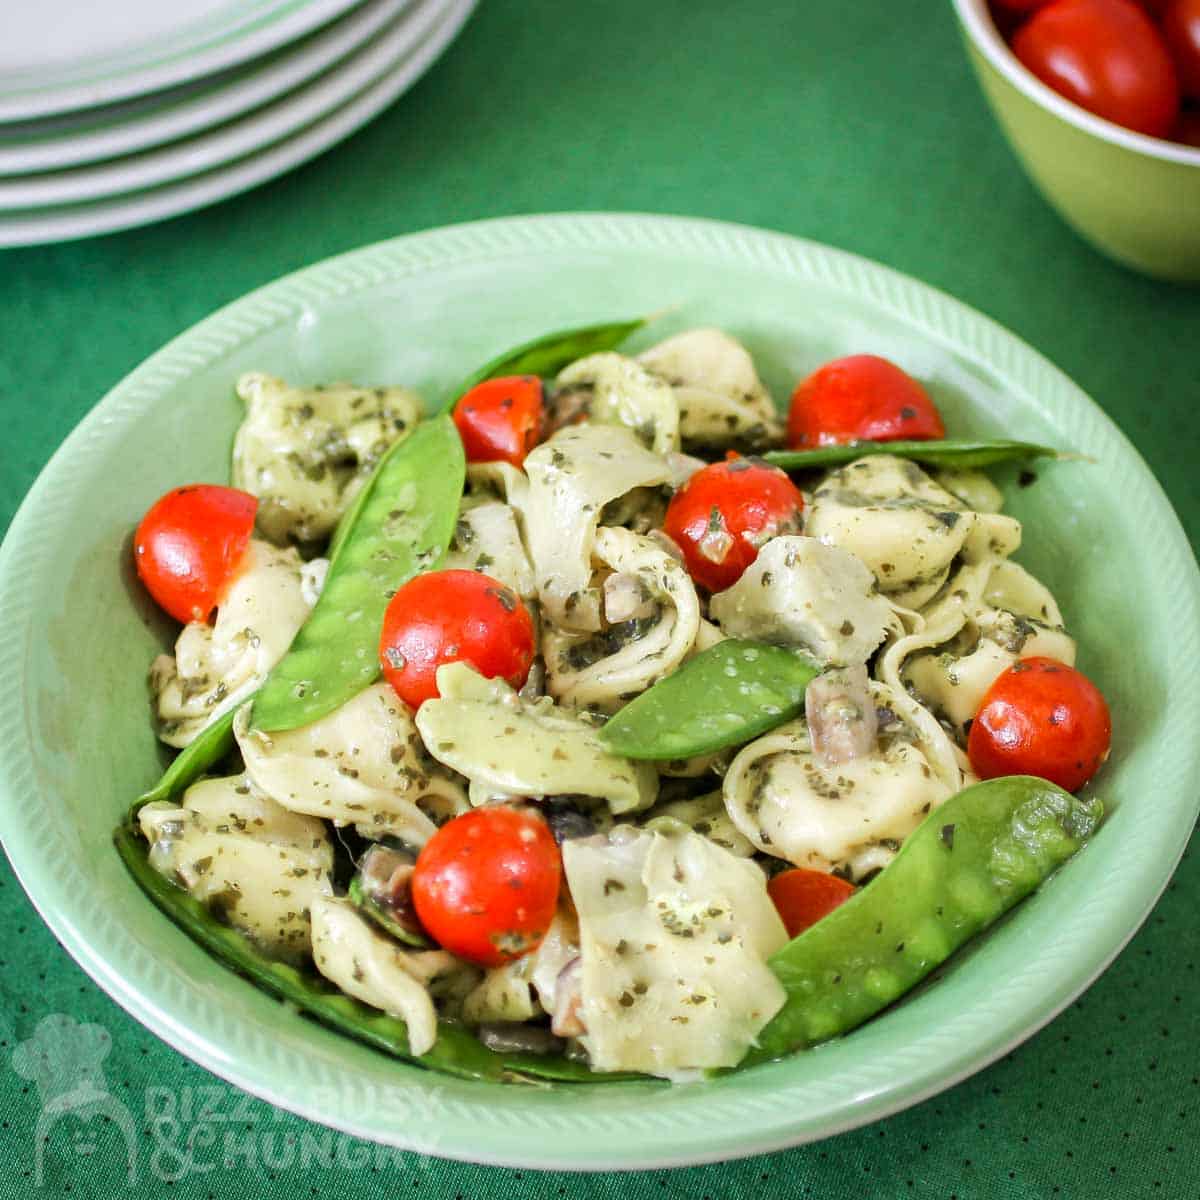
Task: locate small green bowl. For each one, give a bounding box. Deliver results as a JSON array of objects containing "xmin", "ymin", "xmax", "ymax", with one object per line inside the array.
[
  {"xmin": 952, "ymin": 0, "xmax": 1200, "ymax": 282},
  {"xmin": 1, "ymin": 215, "xmax": 1198, "ymax": 1169}
]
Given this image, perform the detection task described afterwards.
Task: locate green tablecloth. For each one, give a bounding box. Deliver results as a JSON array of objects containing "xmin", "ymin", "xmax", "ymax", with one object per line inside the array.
[{"xmin": 2, "ymin": 2, "xmax": 1198, "ymax": 1195}]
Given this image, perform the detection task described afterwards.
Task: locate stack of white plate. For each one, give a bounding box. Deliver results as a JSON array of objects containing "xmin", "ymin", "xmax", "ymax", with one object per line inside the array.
[{"xmin": 0, "ymin": 0, "xmax": 475, "ymax": 247}]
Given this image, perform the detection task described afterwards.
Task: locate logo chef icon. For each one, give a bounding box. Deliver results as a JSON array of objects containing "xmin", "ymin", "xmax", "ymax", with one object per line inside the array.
[{"xmin": 12, "ymin": 1013, "xmax": 139, "ymax": 1185}]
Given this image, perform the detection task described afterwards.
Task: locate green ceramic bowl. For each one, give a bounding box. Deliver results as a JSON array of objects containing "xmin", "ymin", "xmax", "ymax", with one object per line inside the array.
[
  {"xmin": 1, "ymin": 215, "xmax": 1197, "ymax": 1169},
  {"xmin": 952, "ymin": 0, "xmax": 1200, "ymax": 282}
]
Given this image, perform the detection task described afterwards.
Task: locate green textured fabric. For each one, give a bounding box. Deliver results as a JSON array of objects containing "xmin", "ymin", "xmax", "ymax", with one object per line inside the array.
[{"xmin": 1, "ymin": 1, "xmax": 1198, "ymax": 1195}]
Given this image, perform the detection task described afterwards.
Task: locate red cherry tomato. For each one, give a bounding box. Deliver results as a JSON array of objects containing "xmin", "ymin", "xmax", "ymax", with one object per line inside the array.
[
  {"xmin": 767, "ymin": 869, "xmax": 857, "ymax": 939},
  {"xmin": 968, "ymin": 657, "xmax": 1112, "ymax": 791},
  {"xmin": 1012, "ymin": 0, "xmax": 1180, "ymax": 139},
  {"xmin": 1173, "ymin": 106, "xmax": 1200, "ymax": 144},
  {"xmin": 411, "ymin": 806, "xmax": 562, "ymax": 967},
  {"xmin": 662, "ymin": 459, "xmax": 805, "ymax": 592},
  {"xmin": 1163, "ymin": 0, "xmax": 1200, "ymax": 100},
  {"xmin": 452, "ymin": 375, "xmax": 544, "ymax": 467},
  {"xmin": 134, "ymin": 484, "xmax": 257, "ymax": 624},
  {"xmin": 990, "ymin": 2, "xmax": 1046, "ymax": 39},
  {"xmin": 786, "ymin": 354, "xmax": 946, "ymax": 450},
  {"xmin": 379, "ymin": 569, "xmax": 534, "ymax": 709}
]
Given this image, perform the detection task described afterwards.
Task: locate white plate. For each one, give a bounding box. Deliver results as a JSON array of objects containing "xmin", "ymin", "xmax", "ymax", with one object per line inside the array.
[
  {"xmin": 0, "ymin": 0, "xmax": 475, "ymax": 247},
  {"xmin": 0, "ymin": 0, "xmax": 449, "ymax": 209},
  {"xmin": 0, "ymin": 0, "xmax": 414, "ymax": 176},
  {"xmin": 0, "ymin": 0, "xmax": 366, "ymax": 123}
]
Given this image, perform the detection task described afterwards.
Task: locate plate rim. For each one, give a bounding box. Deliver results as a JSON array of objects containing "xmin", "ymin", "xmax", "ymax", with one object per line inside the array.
[
  {"xmin": 0, "ymin": 0, "xmax": 475, "ymax": 247},
  {"xmin": 0, "ymin": 0, "xmax": 366, "ymax": 123},
  {"xmin": 1, "ymin": 213, "xmax": 1197, "ymax": 1170},
  {"xmin": 0, "ymin": 0, "xmax": 415, "ymax": 177}
]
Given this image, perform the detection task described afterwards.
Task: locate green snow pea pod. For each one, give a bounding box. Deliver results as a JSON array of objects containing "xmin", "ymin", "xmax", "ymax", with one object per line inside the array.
[
  {"xmin": 114, "ymin": 818, "xmax": 644, "ymax": 1084},
  {"xmin": 764, "ymin": 438, "xmax": 1067, "ymax": 473},
  {"xmin": 599, "ymin": 639, "xmax": 820, "ymax": 761},
  {"xmin": 251, "ymin": 415, "xmax": 465, "ymax": 733},
  {"xmin": 745, "ymin": 775, "xmax": 1103, "ymax": 1064},
  {"xmin": 138, "ymin": 706, "xmax": 238, "ymax": 805},
  {"xmin": 454, "ymin": 317, "xmax": 648, "ymax": 398}
]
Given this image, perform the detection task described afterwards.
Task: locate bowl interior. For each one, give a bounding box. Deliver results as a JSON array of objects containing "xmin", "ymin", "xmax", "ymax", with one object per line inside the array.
[{"xmin": 2, "ymin": 215, "xmax": 1197, "ymax": 1169}]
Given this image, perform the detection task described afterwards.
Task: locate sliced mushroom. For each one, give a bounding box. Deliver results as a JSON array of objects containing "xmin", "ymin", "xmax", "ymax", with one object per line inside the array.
[
  {"xmin": 805, "ymin": 665, "xmax": 879, "ymax": 767},
  {"xmin": 349, "ymin": 843, "xmax": 428, "ymax": 947},
  {"xmin": 550, "ymin": 957, "xmax": 586, "ymax": 1038}
]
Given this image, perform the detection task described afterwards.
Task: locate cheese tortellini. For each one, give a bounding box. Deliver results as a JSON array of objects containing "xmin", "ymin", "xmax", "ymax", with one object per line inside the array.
[
  {"xmin": 139, "ymin": 774, "xmax": 334, "ymax": 962},
  {"xmin": 562, "ymin": 826, "xmax": 787, "ymax": 1076},
  {"xmin": 723, "ymin": 680, "xmax": 960, "ymax": 880},
  {"xmin": 807, "ymin": 456, "xmax": 981, "ymax": 608},
  {"xmin": 544, "ymin": 526, "xmax": 701, "ymax": 712},
  {"xmin": 637, "ymin": 328, "xmax": 782, "ymax": 450},
  {"xmin": 150, "ymin": 539, "xmax": 315, "ymax": 748},
  {"xmin": 900, "ymin": 559, "xmax": 1076, "ymax": 731},
  {"xmin": 234, "ymin": 683, "xmax": 468, "ymax": 846},
  {"xmin": 414, "ymin": 663, "xmax": 658, "ymax": 813},
  {"xmin": 310, "ymin": 896, "xmax": 469, "ymax": 1056},
  {"xmin": 517, "ymin": 424, "xmax": 672, "ymax": 632},
  {"xmin": 555, "ymin": 352, "xmax": 680, "ymax": 455},
  {"xmin": 709, "ymin": 535, "xmax": 896, "ymax": 666},
  {"xmin": 233, "ymin": 373, "xmax": 422, "ymax": 544}
]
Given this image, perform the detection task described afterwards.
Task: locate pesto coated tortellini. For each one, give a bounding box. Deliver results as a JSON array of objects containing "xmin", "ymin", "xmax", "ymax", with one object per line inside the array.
[
  {"xmin": 139, "ymin": 774, "xmax": 334, "ymax": 962},
  {"xmin": 562, "ymin": 825, "xmax": 787, "ymax": 1075},
  {"xmin": 233, "ymin": 373, "xmax": 422, "ymax": 544},
  {"xmin": 150, "ymin": 540, "xmax": 315, "ymax": 748},
  {"xmin": 637, "ymin": 328, "xmax": 782, "ymax": 450}
]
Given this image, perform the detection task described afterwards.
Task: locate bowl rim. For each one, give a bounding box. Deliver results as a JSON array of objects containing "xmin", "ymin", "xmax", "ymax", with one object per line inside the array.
[
  {"xmin": 2, "ymin": 212, "xmax": 1199, "ymax": 1170},
  {"xmin": 951, "ymin": 0, "xmax": 1200, "ymax": 167}
]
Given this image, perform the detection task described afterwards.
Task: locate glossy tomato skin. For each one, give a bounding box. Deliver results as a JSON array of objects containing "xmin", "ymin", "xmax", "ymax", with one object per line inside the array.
[
  {"xmin": 1012, "ymin": 0, "xmax": 1180, "ymax": 139},
  {"xmin": 411, "ymin": 806, "xmax": 562, "ymax": 966},
  {"xmin": 767, "ymin": 868, "xmax": 856, "ymax": 939},
  {"xmin": 452, "ymin": 375, "xmax": 544, "ymax": 467},
  {"xmin": 379, "ymin": 569, "xmax": 534, "ymax": 709},
  {"xmin": 663, "ymin": 459, "xmax": 805, "ymax": 592},
  {"xmin": 134, "ymin": 484, "xmax": 257, "ymax": 624},
  {"xmin": 968, "ymin": 657, "xmax": 1112, "ymax": 791},
  {"xmin": 786, "ymin": 354, "xmax": 946, "ymax": 450},
  {"xmin": 1163, "ymin": 0, "xmax": 1200, "ymax": 100}
]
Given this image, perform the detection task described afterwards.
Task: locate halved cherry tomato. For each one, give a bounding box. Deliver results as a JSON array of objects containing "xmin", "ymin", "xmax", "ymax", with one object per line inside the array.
[
  {"xmin": 767, "ymin": 868, "xmax": 857, "ymax": 939},
  {"xmin": 968, "ymin": 657, "xmax": 1112, "ymax": 791},
  {"xmin": 379, "ymin": 568, "xmax": 534, "ymax": 709},
  {"xmin": 1163, "ymin": 0, "xmax": 1200, "ymax": 100},
  {"xmin": 1012, "ymin": 0, "xmax": 1180, "ymax": 139},
  {"xmin": 411, "ymin": 806, "xmax": 561, "ymax": 967},
  {"xmin": 786, "ymin": 354, "xmax": 946, "ymax": 450},
  {"xmin": 662, "ymin": 458, "xmax": 805, "ymax": 592},
  {"xmin": 134, "ymin": 484, "xmax": 257, "ymax": 624},
  {"xmin": 452, "ymin": 375, "xmax": 544, "ymax": 467}
]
